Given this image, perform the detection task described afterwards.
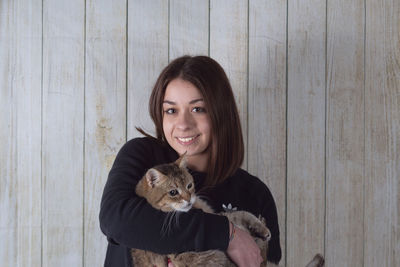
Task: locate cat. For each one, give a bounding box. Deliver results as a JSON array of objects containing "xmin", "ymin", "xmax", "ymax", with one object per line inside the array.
[{"xmin": 131, "ymin": 155, "xmax": 324, "ymax": 267}]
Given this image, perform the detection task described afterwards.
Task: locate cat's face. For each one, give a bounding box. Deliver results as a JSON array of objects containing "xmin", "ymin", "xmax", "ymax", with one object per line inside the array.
[{"xmin": 143, "ymin": 155, "xmax": 196, "ymax": 212}]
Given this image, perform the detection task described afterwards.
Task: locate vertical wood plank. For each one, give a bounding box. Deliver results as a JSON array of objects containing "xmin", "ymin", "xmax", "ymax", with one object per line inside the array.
[
  {"xmin": 209, "ymin": 0, "xmax": 248, "ymax": 169},
  {"xmin": 287, "ymin": 0, "xmax": 326, "ymax": 265},
  {"xmin": 325, "ymin": 0, "xmax": 365, "ymax": 266},
  {"xmin": 0, "ymin": 1, "xmax": 42, "ymax": 266},
  {"xmin": 84, "ymin": 0, "xmax": 127, "ymax": 266},
  {"xmin": 169, "ymin": 0, "xmax": 209, "ymax": 59},
  {"xmin": 365, "ymin": 0, "xmax": 400, "ymax": 266},
  {"xmin": 248, "ymin": 0, "xmax": 287, "ymax": 264},
  {"xmin": 127, "ymin": 0, "xmax": 169, "ymax": 139},
  {"xmin": 42, "ymin": 0, "xmax": 85, "ymax": 265},
  {"xmin": 0, "ymin": 2, "xmax": 16, "ymax": 263}
]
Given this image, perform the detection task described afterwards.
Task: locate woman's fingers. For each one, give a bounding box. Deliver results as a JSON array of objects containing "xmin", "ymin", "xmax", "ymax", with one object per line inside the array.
[{"xmin": 226, "ymin": 226, "xmax": 263, "ymax": 267}]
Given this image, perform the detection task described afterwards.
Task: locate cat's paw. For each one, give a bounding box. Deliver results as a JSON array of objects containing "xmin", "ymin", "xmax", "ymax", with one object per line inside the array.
[
  {"xmin": 261, "ymin": 227, "xmax": 271, "ymax": 241},
  {"xmin": 249, "ymin": 223, "xmax": 271, "ymax": 241}
]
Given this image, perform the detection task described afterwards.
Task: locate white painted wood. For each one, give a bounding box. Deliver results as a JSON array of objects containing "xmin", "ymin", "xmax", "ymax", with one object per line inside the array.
[
  {"xmin": 325, "ymin": 1, "xmax": 365, "ymax": 266},
  {"xmin": 0, "ymin": 1, "xmax": 42, "ymax": 266},
  {"xmin": 169, "ymin": 0, "xmax": 209, "ymax": 59},
  {"xmin": 42, "ymin": 0, "xmax": 85, "ymax": 266},
  {"xmin": 127, "ymin": 0, "xmax": 169, "ymax": 139},
  {"xmin": 210, "ymin": 0, "xmax": 248, "ymax": 169},
  {"xmin": 325, "ymin": 1, "xmax": 364, "ymax": 266},
  {"xmin": 0, "ymin": 0, "xmax": 17, "ymax": 259},
  {"xmin": 248, "ymin": 0, "xmax": 287, "ymax": 264},
  {"xmin": 1, "ymin": 2, "xmax": 400, "ymax": 266},
  {"xmin": 287, "ymin": 0, "xmax": 326, "ymax": 265},
  {"xmin": 365, "ymin": 0, "xmax": 400, "ymax": 266},
  {"xmin": 84, "ymin": 0, "xmax": 127, "ymax": 266}
]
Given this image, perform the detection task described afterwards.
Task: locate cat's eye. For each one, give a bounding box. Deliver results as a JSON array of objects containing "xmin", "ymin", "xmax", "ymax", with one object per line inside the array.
[
  {"xmin": 187, "ymin": 183, "xmax": 193, "ymax": 189},
  {"xmin": 169, "ymin": 189, "xmax": 178, "ymax": 196}
]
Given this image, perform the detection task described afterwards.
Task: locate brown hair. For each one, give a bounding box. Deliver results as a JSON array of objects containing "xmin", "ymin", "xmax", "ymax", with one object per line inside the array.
[{"xmin": 138, "ymin": 55, "xmax": 244, "ymax": 187}]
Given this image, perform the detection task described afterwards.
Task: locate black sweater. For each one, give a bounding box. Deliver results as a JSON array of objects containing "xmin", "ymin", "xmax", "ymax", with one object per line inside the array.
[{"xmin": 99, "ymin": 137, "xmax": 282, "ymax": 266}]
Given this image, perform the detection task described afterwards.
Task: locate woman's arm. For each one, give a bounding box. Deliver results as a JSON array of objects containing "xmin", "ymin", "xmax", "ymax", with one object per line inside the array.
[
  {"xmin": 99, "ymin": 138, "xmax": 230, "ymax": 254},
  {"xmin": 222, "ymin": 170, "xmax": 282, "ymax": 265}
]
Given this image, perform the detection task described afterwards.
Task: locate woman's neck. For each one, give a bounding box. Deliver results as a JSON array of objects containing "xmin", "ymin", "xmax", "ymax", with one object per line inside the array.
[{"xmin": 186, "ymin": 154, "xmax": 208, "ymax": 173}]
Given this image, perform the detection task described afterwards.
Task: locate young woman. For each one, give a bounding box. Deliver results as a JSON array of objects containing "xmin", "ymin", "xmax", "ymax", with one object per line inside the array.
[{"xmin": 99, "ymin": 55, "xmax": 282, "ymax": 266}]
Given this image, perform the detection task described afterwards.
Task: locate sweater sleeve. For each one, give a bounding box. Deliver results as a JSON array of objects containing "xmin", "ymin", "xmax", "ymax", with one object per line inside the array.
[
  {"xmin": 258, "ymin": 184, "xmax": 282, "ymax": 264},
  {"xmin": 99, "ymin": 138, "xmax": 230, "ymax": 254}
]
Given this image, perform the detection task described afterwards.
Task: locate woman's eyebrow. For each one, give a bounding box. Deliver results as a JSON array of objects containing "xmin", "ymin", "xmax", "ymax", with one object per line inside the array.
[
  {"xmin": 189, "ymin": 98, "xmax": 204, "ymax": 104},
  {"xmin": 163, "ymin": 98, "xmax": 204, "ymax": 105},
  {"xmin": 163, "ymin": 100, "xmax": 175, "ymax": 105}
]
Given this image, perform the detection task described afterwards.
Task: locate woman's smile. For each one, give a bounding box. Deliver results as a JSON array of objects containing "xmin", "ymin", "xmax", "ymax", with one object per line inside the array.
[{"xmin": 176, "ymin": 135, "xmax": 200, "ymax": 145}]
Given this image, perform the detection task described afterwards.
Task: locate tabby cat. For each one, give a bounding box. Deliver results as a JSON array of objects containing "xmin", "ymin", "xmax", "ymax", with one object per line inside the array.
[{"xmin": 131, "ymin": 155, "xmax": 324, "ymax": 267}]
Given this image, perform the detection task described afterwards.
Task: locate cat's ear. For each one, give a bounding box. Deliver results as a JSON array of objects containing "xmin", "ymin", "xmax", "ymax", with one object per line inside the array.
[
  {"xmin": 175, "ymin": 152, "xmax": 187, "ymax": 169},
  {"xmin": 145, "ymin": 168, "xmax": 164, "ymax": 188}
]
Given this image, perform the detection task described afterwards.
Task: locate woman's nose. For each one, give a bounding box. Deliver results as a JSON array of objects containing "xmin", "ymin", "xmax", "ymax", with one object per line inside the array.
[{"xmin": 176, "ymin": 110, "xmax": 194, "ymax": 130}]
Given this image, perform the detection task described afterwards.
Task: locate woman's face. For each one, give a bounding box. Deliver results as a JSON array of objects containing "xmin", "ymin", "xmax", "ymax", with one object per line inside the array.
[{"xmin": 162, "ymin": 78, "xmax": 212, "ymax": 170}]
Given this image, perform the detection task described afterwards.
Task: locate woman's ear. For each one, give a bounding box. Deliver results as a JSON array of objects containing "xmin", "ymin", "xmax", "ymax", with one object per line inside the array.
[{"xmin": 175, "ymin": 151, "xmax": 187, "ymax": 168}]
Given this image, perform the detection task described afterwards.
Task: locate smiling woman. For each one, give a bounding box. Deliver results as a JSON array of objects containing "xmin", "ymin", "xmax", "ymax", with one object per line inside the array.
[
  {"xmin": 142, "ymin": 56, "xmax": 245, "ymax": 187},
  {"xmin": 162, "ymin": 78, "xmax": 212, "ymax": 173},
  {"xmin": 99, "ymin": 56, "xmax": 282, "ymax": 267}
]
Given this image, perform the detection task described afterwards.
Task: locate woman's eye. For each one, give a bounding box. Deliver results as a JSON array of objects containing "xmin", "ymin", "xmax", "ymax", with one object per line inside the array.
[
  {"xmin": 169, "ymin": 189, "xmax": 178, "ymax": 196},
  {"xmin": 187, "ymin": 183, "xmax": 193, "ymax": 189},
  {"xmin": 192, "ymin": 107, "xmax": 205, "ymax": 113},
  {"xmin": 164, "ymin": 108, "xmax": 176, "ymax": 114}
]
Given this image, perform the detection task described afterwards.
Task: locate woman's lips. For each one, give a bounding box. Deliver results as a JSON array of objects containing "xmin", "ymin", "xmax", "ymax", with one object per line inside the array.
[{"xmin": 176, "ymin": 135, "xmax": 199, "ymax": 146}]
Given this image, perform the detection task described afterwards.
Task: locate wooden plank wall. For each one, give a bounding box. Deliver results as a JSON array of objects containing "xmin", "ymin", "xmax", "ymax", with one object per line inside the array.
[
  {"xmin": 0, "ymin": 1, "xmax": 398, "ymax": 266},
  {"xmin": 0, "ymin": 1, "xmax": 42, "ymax": 266},
  {"xmin": 326, "ymin": 0, "xmax": 364, "ymax": 266},
  {"xmin": 287, "ymin": 0, "xmax": 326, "ymax": 264},
  {"xmin": 84, "ymin": 1, "xmax": 126, "ymax": 267}
]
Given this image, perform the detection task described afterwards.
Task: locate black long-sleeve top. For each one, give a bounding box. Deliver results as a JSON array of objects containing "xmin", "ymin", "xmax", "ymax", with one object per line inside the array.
[{"xmin": 99, "ymin": 137, "xmax": 282, "ymax": 266}]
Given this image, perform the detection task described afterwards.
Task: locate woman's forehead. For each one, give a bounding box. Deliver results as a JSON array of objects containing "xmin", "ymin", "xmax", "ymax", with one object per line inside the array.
[{"xmin": 164, "ymin": 78, "xmax": 203, "ymax": 102}]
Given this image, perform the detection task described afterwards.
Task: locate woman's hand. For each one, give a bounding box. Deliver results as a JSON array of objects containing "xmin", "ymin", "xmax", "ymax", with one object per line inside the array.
[
  {"xmin": 169, "ymin": 223, "xmax": 263, "ymax": 267},
  {"xmin": 226, "ymin": 224, "xmax": 263, "ymax": 267}
]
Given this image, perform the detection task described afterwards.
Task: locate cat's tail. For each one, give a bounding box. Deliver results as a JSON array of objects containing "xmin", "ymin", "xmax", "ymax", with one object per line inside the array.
[
  {"xmin": 266, "ymin": 254, "xmax": 324, "ymax": 267},
  {"xmin": 305, "ymin": 254, "xmax": 325, "ymax": 267}
]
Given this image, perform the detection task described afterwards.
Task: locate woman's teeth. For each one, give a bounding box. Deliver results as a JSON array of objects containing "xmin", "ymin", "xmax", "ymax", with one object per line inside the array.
[{"xmin": 178, "ymin": 136, "xmax": 196, "ymax": 142}]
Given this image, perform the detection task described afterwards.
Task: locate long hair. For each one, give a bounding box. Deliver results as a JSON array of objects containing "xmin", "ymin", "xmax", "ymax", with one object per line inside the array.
[{"xmin": 138, "ymin": 55, "xmax": 244, "ymax": 186}]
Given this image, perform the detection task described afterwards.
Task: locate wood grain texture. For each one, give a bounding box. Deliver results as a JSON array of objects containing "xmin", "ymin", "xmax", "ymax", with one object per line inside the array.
[
  {"xmin": 287, "ymin": 0, "xmax": 326, "ymax": 265},
  {"xmin": 0, "ymin": 0, "xmax": 42, "ymax": 266},
  {"xmin": 127, "ymin": 0, "xmax": 169, "ymax": 139},
  {"xmin": 2, "ymin": 1, "xmax": 400, "ymax": 266},
  {"xmin": 170, "ymin": 0, "xmax": 209, "ymax": 58},
  {"xmin": 84, "ymin": 0, "xmax": 127, "ymax": 266},
  {"xmin": 365, "ymin": 0, "xmax": 400, "ymax": 266},
  {"xmin": 209, "ymin": 0, "xmax": 248, "ymax": 169},
  {"xmin": 248, "ymin": 0, "xmax": 287, "ymax": 264},
  {"xmin": 42, "ymin": 0, "xmax": 85, "ymax": 266},
  {"xmin": 325, "ymin": 0, "xmax": 365, "ymax": 266}
]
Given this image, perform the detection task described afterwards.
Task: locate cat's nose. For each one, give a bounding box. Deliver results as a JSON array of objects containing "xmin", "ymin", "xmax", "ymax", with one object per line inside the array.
[{"xmin": 181, "ymin": 192, "xmax": 191, "ymax": 202}]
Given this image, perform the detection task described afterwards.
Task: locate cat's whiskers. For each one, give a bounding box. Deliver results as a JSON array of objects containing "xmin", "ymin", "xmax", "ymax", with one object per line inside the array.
[
  {"xmin": 174, "ymin": 211, "xmax": 181, "ymax": 229},
  {"xmin": 161, "ymin": 210, "xmax": 182, "ymax": 237},
  {"xmin": 161, "ymin": 211, "xmax": 175, "ymax": 237}
]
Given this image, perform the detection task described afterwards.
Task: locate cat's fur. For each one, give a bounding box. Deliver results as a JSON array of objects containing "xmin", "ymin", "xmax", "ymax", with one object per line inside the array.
[{"xmin": 131, "ymin": 155, "xmax": 324, "ymax": 267}]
